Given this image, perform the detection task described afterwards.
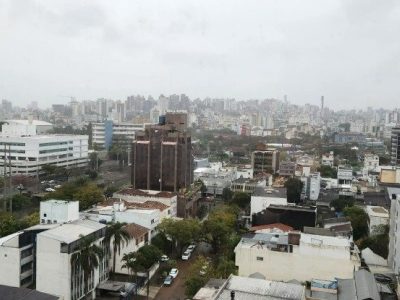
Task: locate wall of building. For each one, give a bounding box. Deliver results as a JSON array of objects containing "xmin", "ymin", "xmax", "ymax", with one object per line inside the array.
[
  {"xmin": 0, "ymin": 237, "xmax": 21, "ymax": 287},
  {"xmin": 250, "ymin": 195, "xmax": 287, "ymax": 216},
  {"xmin": 235, "ymin": 244, "xmax": 359, "ymax": 282}
]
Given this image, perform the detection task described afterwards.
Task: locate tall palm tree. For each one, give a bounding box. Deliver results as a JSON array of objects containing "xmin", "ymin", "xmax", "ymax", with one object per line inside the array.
[
  {"xmin": 121, "ymin": 252, "xmax": 137, "ymax": 281},
  {"xmin": 70, "ymin": 234, "xmax": 104, "ymax": 299},
  {"xmin": 105, "ymin": 222, "xmax": 131, "ymax": 274}
]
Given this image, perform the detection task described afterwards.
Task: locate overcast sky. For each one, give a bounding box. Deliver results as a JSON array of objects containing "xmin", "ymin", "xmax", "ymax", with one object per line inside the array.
[{"xmin": 1, "ymin": 0, "xmax": 399, "ymax": 109}]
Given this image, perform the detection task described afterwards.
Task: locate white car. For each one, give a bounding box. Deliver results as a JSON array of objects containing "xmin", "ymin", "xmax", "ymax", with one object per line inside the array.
[
  {"xmin": 45, "ymin": 188, "xmax": 56, "ymax": 192},
  {"xmin": 54, "ymin": 184, "xmax": 62, "ymax": 189},
  {"xmin": 169, "ymin": 268, "xmax": 179, "ymax": 278},
  {"xmin": 160, "ymin": 255, "xmax": 169, "ymax": 262},
  {"xmin": 181, "ymin": 251, "xmax": 191, "ymax": 260},
  {"xmin": 187, "ymin": 244, "xmax": 196, "ymax": 252}
]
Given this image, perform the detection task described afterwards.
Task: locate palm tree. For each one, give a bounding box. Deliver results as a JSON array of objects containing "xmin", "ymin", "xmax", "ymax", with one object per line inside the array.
[
  {"xmin": 121, "ymin": 252, "xmax": 138, "ymax": 281},
  {"xmin": 70, "ymin": 234, "xmax": 104, "ymax": 299},
  {"xmin": 105, "ymin": 222, "xmax": 131, "ymax": 275}
]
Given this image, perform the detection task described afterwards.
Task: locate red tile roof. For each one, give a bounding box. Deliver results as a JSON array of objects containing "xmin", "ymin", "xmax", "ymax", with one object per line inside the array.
[
  {"xmin": 250, "ymin": 223, "xmax": 294, "ymax": 232},
  {"xmin": 124, "ymin": 223, "xmax": 149, "ymax": 239}
]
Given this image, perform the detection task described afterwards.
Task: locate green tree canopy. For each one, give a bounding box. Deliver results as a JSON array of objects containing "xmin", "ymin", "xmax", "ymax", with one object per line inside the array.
[
  {"xmin": 318, "ymin": 165, "xmax": 337, "ymax": 178},
  {"xmin": 231, "ymin": 192, "xmax": 250, "ymax": 209},
  {"xmin": 284, "ymin": 178, "xmax": 304, "ymax": 204},
  {"xmin": 344, "ymin": 206, "xmax": 369, "ymax": 241}
]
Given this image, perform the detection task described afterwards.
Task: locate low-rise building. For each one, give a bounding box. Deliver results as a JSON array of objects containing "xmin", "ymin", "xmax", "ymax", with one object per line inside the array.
[
  {"xmin": 380, "ymin": 166, "xmax": 400, "ymax": 184},
  {"xmin": 231, "ymin": 177, "xmax": 268, "ymax": 194},
  {"xmin": 250, "ymin": 187, "xmax": 287, "ymax": 217},
  {"xmin": 252, "ymin": 147, "xmax": 280, "ymax": 175},
  {"xmin": 279, "ymin": 161, "xmax": 296, "ymax": 177},
  {"xmin": 364, "ymin": 154, "xmax": 379, "ymax": 172},
  {"xmin": 365, "ymin": 206, "xmax": 389, "ymax": 235},
  {"xmin": 235, "ymin": 232, "xmax": 360, "ymax": 282},
  {"xmin": 321, "ymin": 151, "xmax": 334, "ymax": 167},
  {"xmin": 337, "ymin": 165, "xmax": 353, "ymax": 188},
  {"xmin": 193, "ymin": 275, "xmax": 305, "ymax": 300}
]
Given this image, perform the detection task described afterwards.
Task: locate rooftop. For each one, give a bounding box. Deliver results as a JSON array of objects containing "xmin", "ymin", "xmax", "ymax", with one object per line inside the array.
[
  {"xmin": 38, "ymin": 219, "xmax": 105, "ymax": 244},
  {"xmin": 115, "ymin": 188, "xmax": 176, "ymax": 198},
  {"xmin": 366, "ymin": 206, "xmax": 389, "ymax": 218},
  {"xmin": 253, "ymin": 187, "xmax": 287, "ymax": 198},
  {"xmin": 0, "ymin": 285, "xmax": 59, "ymax": 300},
  {"xmin": 124, "ymin": 223, "xmax": 149, "ymax": 240},
  {"xmin": 214, "ymin": 275, "xmax": 304, "ymax": 300},
  {"xmin": 250, "ymin": 223, "xmax": 294, "ymax": 233},
  {"xmin": 6, "ymin": 119, "xmax": 53, "ymax": 126}
]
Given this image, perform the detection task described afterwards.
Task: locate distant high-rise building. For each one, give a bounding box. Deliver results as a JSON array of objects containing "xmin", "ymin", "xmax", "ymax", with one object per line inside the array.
[
  {"xmin": 131, "ymin": 112, "xmax": 193, "ymax": 192},
  {"xmin": 391, "ymin": 126, "xmax": 400, "ymax": 166}
]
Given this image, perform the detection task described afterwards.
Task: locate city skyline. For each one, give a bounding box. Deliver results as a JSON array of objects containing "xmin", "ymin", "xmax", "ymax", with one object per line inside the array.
[{"xmin": 1, "ymin": 0, "xmax": 400, "ymax": 109}]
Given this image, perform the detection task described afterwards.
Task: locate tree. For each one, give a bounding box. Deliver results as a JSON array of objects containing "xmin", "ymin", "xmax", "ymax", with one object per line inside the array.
[
  {"xmin": 202, "ymin": 206, "xmax": 238, "ymax": 254},
  {"xmin": 358, "ymin": 225, "xmax": 389, "ymax": 259},
  {"xmin": 151, "ymin": 233, "xmax": 172, "ymax": 255},
  {"xmin": 185, "ymin": 256, "xmax": 211, "ymax": 298},
  {"xmin": 89, "ymin": 152, "xmax": 102, "ymax": 171},
  {"xmin": 214, "ymin": 256, "xmax": 237, "ymax": 278},
  {"xmin": 157, "ymin": 218, "xmax": 201, "ymax": 255},
  {"xmin": 105, "ymin": 222, "xmax": 131, "ymax": 274},
  {"xmin": 73, "ymin": 183, "xmax": 104, "ymax": 210},
  {"xmin": 41, "ymin": 164, "xmax": 57, "ymax": 176},
  {"xmin": 0, "ymin": 212, "xmax": 22, "ymax": 237},
  {"xmin": 231, "ymin": 192, "xmax": 250, "ymax": 209},
  {"xmin": 222, "ymin": 188, "xmax": 233, "ymax": 201},
  {"xmin": 330, "ymin": 196, "xmax": 355, "ymax": 212},
  {"xmin": 70, "ymin": 235, "xmax": 103, "ymax": 299},
  {"xmin": 136, "ymin": 244, "xmax": 162, "ymax": 269},
  {"xmin": 344, "ymin": 206, "xmax": 369, "ymax": 241},
  {"xmin": 284, "ymin": 178, "xmax": 303, "ymax": 204},
  {"xmin": 104, "ymin": 186, "xmax": 118, "ymax": 199},
  {"xmin": 318, "ymin": 165, "xmax": 337, "ymax": 178},
  {"xmin": 10, "ymin": 194, "xmax": 31, "ymax": 211},
  {"xmin": 197, "ymin": 204, "xmax": 208, "ymax": 219}
]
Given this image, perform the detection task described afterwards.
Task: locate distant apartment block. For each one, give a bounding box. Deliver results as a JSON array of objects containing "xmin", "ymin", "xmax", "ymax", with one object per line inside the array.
[
  {"xmin": 388, "ymin": 189, "xmax": 400, "ymax": 274},
  {"xmin": 334, "ymin": 132, "xmax": 365, "ymax": 144},
  {"xmin": 364, "ymin": 154, "xmax": 379, "ymax": 171},
  {"xmin": 279, "ymin": 161, "xmax": 296, "ymax": 177},
  {"xmin": 252, "ymin": 144, "xmax": 280, "ymax": 175},
  {"xmin": 337, "ymin": 165, "xmax": 353, "ymax": 188},
  {"xmin": 92, "ymin": 120, "xmax": 145, "ymax": 150},
  {"xmin": 391, "ymin": 126, "xmax": 400, "ymax": 166},
  {"xmin": 131, "ymin": 112, "xmax": 193, "ymax": 192},
  {"xmin": 321, "ymin": 151, "xmax": 334, "ymax": 167}
]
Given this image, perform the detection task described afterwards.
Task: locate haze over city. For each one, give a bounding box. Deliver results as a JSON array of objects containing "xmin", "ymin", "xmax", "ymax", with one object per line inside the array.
[{"xmin": 1, "ymin": 0, "xmax": 400, "ymax": 109}]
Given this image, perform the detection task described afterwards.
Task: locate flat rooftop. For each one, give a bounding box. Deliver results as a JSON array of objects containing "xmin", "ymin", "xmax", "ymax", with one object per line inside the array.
[
  {"xmin": 253, "ymin": 187, "xmax": 287, "ymax": 198},
  {"xmin": 38, "ymin": 219, "xmax": 105, "ymax": 244},
  {"xmin": 115, "ymin": 188, "xmax": 176, "ymax": 198}
]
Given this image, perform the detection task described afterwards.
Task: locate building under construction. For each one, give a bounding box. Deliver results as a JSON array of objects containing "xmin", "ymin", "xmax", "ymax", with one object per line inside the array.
[{"xmin": 131, "ymin": 112, "xmax": 193, "ymax": 192}]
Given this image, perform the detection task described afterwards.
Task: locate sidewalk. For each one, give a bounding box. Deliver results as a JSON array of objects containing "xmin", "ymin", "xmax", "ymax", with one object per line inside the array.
[{"xmin": 137, "ymin": 285, "xmax": 162, "ymax": 299}]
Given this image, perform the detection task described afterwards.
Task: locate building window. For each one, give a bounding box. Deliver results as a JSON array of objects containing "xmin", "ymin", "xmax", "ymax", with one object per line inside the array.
[
  {"xmin": 43, "ymin": 213, "xmax": 47, "ymax": 217},
  {"xmin": 151, "ymin": 219, "xmax": 155, "ymax": 224},
  {"xmin": 256, "ymin": 256, "xmax": 263, "ymax": 261}
]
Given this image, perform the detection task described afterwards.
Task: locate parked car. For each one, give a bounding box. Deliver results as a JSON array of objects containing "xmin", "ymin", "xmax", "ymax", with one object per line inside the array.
[
  {"xmin": 169, "ymin": 268, "xmax": 179, "ymax": 278},
  {"xmin": 54, "ymin": 184, "xmax": 62, "ymax": 189},
  {"xmin": 160, "ymin": 255, "xmax": 169, "ymax": 262},
  {"xmin": 187, "ymin": 244, "xmax": 196, "ymax": 252},
  {"xmin": 45, "ymin": 188, "xmax": 56, "ymax": 192},
  {"xmin": 163, "ymin": 275, "xmax": 173, "ymax": 286},
  {"xmin": 181, "ymin": 251, "xmax": 191, "ymax": 260}
]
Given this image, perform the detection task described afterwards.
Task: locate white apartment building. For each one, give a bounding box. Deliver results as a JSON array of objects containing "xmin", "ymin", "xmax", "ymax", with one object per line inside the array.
[
  {"xmin": 388, "ymin": 188, "xmax": 400, "ymax": 274},
  {"xmin": 337, "ymin": 165, "xmax": 353, "ymax": 188},
  {"xmin": 0, "ymin": 135, "xmax": 88, "ymax": 176},
  {"xmin": 364, "ymin": 154, "xmax": 379, "ymax": 172},
  {"xmin": 365, "ymin": 205, "xmax": 389, "ymax": 235},
  {"xmin": 36, "ymin": 219, "xmax": 108, "ymax": 300},
  {"xmin": 92, "ymin": 120, "xmax": 145, "ymax": 150},
  {"xmin": 235, "ymin": 232, "xmax": 360, "ymax": 282},
  {"xmin": 301, "ymin": 173, "xmax": 321, "ymax": 201},
  {"xmin": 40, "ymin": 200, "xmax": 79, "ymax": 224},
  {"xmin": 321, "ymin": 151, "xmax": 334, "ymax": 167}
]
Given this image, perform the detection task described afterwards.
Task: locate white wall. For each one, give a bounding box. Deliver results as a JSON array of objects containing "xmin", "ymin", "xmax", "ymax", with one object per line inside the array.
[
  {"xmin": 40, "ymin": 200, "xmax": 79, "ymax": 224},
  {"xmin": 235, "ymin": 242, "xmax": 359, "ymax": 281},
  {"xmin": 251, "ymin": 195, "xmax": 287, "ymax": 216},
  {"xmin": 115, "ymin": 209, "xmax": 159, "ymax": 233},
  {"xmin": 0, "ymin": 241, "xmax": 21, "ymax": 287}
]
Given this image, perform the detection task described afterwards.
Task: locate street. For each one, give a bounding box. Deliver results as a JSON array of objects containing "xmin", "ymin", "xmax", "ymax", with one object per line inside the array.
[{"xmin": 154, "ymin": 259, "xmax": 192, "ymax": 300}]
